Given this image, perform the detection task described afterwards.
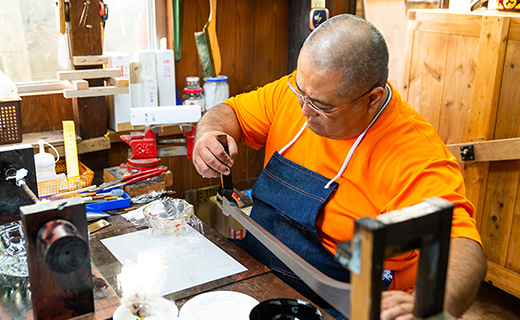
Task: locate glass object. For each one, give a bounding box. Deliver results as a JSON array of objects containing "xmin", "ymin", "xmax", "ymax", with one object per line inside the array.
[
  {"xmin": 182, "ymin": 76, "xmax": 205, "ymax": 113},
  {"xmin": 203, "ymin": 75, "xmax": 229, "ymax": 111},
  {"xmin": 0, "ymin": 221, "xmax": 28, "ymax": 278}
]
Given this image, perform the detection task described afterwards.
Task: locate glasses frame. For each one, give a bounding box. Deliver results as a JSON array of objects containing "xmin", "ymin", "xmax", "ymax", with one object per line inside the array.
[{"xmin": 287, "ymin": 73, "xmax": 376, "ymax": 118}]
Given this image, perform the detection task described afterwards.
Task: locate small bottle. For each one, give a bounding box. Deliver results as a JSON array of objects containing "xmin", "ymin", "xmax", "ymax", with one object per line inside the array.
[
  {"xmin": 34, "ymin": 139, "xmax": 59, "ymax": 183},
  {"xmin": 203, "ymin": 75, "xmax": 229, "ymax": 111},
  {"xmin": 182, "ymin": 76, "xmax": 206, "ymax": 113}
]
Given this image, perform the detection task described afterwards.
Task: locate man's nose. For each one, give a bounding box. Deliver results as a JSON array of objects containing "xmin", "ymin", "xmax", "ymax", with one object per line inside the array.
[{"xmin": 300, "ymin": 100, "xmax": 320, "ymax": 117}]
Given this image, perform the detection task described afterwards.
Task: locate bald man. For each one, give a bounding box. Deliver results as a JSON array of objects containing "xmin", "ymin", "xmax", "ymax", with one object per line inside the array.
[{"xmin": 192, "ymin": 14, "xmax": 486, "ymax": 319}]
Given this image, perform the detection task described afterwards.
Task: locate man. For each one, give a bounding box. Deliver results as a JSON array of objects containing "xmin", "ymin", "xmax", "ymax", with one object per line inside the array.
[{"xmin": 192, "ymin": 14, "xmax": 486, "ymax": 319}]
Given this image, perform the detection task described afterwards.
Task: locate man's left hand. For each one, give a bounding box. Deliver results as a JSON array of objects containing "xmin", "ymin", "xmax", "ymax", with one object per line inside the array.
[{"xmin": 380, "ymin": 290, "xmax": 414, "ymax": 320}]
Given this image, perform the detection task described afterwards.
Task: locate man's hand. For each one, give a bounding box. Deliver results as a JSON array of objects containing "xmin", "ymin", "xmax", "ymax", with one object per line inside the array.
[
  {"xmin": 381, "ymin": 290, "xmax": 415, "ymax": 320},
  {"xmin": 192, "ymin": 132, "xmax": 238, "ymax": 178},
  {"xmin": 192, "ymin": 103, "xmax": 241, "ymax": 178},
  {"xmin": 379, "ymin": 237, "xmax": 486, "ymax": 320}
]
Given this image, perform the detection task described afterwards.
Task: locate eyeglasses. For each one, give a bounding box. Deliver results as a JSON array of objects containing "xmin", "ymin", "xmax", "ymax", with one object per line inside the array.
[{"xmin": 287, "ymin": 73, "xmax": 376, "ymax": 118}]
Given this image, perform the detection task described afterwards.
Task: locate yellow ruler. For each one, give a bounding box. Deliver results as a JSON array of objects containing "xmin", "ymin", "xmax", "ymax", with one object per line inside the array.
[{"xmin": 62, "ymin": 120, "xmax": 80, "ymax": 177}]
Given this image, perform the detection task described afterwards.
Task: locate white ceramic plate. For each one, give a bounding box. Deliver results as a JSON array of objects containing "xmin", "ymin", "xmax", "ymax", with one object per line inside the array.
[
  {"xmin": 113, "ymin": 298, "xmax": 179, "ymax": 320},
  {"xmin": 178, "ymin": 291, "xmax": 259, "ymax": 320}
]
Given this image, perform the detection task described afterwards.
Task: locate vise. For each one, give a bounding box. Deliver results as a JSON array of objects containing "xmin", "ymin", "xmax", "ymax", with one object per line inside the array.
[{"xmin": 120, "ymin": 124, "xmax": 195, "ymax": 172}]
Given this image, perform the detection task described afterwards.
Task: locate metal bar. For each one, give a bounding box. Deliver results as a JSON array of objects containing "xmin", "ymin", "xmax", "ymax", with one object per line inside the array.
[{"xmin": 217, "ymin": 194, "xmax": 352, "ymax": 318}]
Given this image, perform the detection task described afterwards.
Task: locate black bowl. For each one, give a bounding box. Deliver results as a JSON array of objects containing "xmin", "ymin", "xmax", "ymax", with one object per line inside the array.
[{"xmin": 249, "ymin": 298, "xmax": 322, "ymax": 320}]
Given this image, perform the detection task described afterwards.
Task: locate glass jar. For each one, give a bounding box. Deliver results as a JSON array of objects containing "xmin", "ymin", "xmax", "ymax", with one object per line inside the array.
[
  {"xmin": 181, "ymin": 76, "xmax": 205, "ymax": 113},
  {"xmin": 203, "ymin": 75, "xmax": 229, "ymax": 111}
]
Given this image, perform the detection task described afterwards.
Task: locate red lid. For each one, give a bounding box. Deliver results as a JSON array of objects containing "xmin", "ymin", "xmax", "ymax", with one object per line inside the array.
[{"xmin": 184, "ymin": 88, "xmax": 203, "ymax": 93}]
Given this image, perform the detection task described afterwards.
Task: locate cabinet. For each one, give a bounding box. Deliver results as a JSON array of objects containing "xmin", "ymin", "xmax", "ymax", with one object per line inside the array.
[{"xmin": 402, "ymin": 9, "xmax": 520, "ymax": 298}]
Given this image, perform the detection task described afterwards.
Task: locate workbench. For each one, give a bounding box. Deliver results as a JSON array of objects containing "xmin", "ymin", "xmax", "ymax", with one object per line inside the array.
[{"xmin": 0, "ymin": 214, "xmax": 334, "ymax": 319}]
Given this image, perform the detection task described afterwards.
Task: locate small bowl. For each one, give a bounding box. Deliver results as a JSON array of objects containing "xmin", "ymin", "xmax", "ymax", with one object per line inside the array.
[
  {"xmin": 249, "ymin": 298, "xmax": 322, "ymax": 320},
  {"xmin": 143, "ymin": 198, "xmax": 194, "ymax": 233}
]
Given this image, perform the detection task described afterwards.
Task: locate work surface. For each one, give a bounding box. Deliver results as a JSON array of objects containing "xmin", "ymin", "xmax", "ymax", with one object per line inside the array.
[{"xmin": 0, "ymin": 213, "xmax": 335, "ymax": 319}]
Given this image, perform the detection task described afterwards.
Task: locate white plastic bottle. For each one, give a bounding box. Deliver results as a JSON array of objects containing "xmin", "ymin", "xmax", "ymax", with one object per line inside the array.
[{"xmin": 34, "ymin": 139, "xmax": 59, "ymax": 183}]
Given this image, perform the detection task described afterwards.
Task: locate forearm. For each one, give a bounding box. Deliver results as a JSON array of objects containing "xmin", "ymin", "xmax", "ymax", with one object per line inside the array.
[
  {"xmin": 195, "ymin": 103, "xmax": 241, "ymax": 143},
  {"xmin": 444, "ymin": 237, "xmax": 487, "ymax": 317}
]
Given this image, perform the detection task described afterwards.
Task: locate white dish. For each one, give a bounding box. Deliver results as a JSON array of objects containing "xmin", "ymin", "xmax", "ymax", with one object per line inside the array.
[
  {"xmin": 178, "ymin": 291, "xmax": 259, "ymax": 320},
  {"xmin": 113, "ymin": 298, "xmax": 179, "ymax": 320}
]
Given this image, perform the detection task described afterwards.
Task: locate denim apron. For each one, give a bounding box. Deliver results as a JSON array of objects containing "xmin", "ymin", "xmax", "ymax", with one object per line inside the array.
[{"xmin": 239, "ymin": 85, "xmax": 392, "ymax": 319}]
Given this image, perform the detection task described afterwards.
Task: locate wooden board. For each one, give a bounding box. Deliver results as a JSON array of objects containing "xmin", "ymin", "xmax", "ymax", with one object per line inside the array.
[
  {"xmin": 63, "ymin": 85, "xmax": 128, "ymax": 99},
  {"xmin": 58, "ymin": 68, "xmax": 121, "ymax": 81},
  {"xmin": 363, "ymin": 0, "xmax": 407, "ymax": 89},
  {"xmin": 407, "ymin": 30, "xmax": 449, "ymax": 131},
  {"xmin": 437, "ymin": 34, "xmax": 479, "ymax": 144},
  {"xmin": 73, "ymin": 55, "xmax": 109, "ymax": 66}
]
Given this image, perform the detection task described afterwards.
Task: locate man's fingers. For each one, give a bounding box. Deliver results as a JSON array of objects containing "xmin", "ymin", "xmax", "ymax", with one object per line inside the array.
[{"xmin": 380, "ymin": 291, "xmax": 414, "ymax": 320}]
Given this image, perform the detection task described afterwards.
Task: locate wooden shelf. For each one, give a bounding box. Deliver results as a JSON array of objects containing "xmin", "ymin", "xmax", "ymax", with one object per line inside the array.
[{"xmin": 16, "ymin": 130, "xmax": 110, "ymax": 156}]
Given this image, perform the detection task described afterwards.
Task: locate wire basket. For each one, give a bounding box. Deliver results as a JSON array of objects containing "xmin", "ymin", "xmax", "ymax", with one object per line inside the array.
[
  {"xmin": 0, "ymin": 99, "xmax": 22, "ymax": 145},
  {"xmin": 37, "ymin": 160, "xmax": 94, "ymax": 197}
]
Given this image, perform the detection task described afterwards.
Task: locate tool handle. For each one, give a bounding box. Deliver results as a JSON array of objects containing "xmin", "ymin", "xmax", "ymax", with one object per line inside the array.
[
  {"xmin": 124, "ymin": 167, "xmax": 167, "ymax": 184},
  {"xmin": 121, "ymin": 167, "xmax": 160, "ymax": 182},
  {"xmin": 217, "ymin": 135, "xmax": 234, "ymax": 195}
]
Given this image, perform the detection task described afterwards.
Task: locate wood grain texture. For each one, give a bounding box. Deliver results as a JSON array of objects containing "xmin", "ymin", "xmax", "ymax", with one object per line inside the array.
[
  {"xmin": 480, "ymin": 161, "xmax": 520, "ymax": 266},
  {"xmin": 407, "ymin": 30, "xmax": 448, "ymax": 131},
  {"xmin": 437, "ymin": 35, "xmax": 478, "ymax": 144}
]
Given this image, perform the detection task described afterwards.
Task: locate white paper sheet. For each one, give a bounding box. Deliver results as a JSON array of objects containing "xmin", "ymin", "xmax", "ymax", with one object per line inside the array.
[{"xmin": 100, "ymin": 227, "xmax": 247, "ymax": 296}]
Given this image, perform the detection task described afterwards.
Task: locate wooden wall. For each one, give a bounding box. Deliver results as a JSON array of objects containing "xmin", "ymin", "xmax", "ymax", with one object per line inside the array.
[{"xmin": 18, "ymin": 0, "xmax": 353, "ymax": 197}]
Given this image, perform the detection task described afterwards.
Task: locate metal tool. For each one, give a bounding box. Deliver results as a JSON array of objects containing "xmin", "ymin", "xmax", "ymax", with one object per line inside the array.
[
  {"xmin": 217, "ymin": 193, "xmax": 352, "ymax": 317},
  {"xmin": 95, "ymin": 166, "xmax": 168, "ymax": 191},
  {"xmin": 79, "ymin": 0, "xmax": 91, "ymax": 26}
]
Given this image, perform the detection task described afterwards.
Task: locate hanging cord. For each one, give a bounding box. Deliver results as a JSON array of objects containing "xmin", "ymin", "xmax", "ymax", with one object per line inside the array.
[{"xmin": 324, "ymin": 85, "xmax": 392, "ymax": 189}]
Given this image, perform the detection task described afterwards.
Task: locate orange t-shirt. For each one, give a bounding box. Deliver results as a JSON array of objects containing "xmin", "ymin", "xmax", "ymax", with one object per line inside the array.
[{"xmin": 225, "ymin": 73, "xmax": 482, "ymax": 291}]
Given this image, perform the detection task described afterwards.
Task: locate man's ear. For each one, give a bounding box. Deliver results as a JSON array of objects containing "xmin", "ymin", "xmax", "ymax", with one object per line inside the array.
[{"xmin": 367, "ymin": 86, "xmax": 386, "ymax": 113}]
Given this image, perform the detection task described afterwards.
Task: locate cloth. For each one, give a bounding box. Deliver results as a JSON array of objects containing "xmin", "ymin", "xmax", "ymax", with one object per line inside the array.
[{"xmin": 225, "ymin": 71, "xmax": 482, "ymax": 292}]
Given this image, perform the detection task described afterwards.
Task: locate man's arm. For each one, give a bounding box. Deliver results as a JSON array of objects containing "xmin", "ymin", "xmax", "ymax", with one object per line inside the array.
[
  {"xmin": 381, "ymin": 237, "xmax": 487, "ymax": 319},
  {"xmin": 443, "ymin": 237, "xmax": 487, "ymax": 316},
  {"xmin": 192, "ymin": 103, "xmax": 241, "ymax": 178}
]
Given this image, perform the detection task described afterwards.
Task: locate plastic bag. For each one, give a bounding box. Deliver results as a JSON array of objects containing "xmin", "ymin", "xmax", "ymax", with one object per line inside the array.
[{"xmin": 122, "ymin": 198, "xmax": 203, "ymax": 235}]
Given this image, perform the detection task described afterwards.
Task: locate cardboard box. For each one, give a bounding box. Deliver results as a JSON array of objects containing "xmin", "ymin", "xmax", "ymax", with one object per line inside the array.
[
  {"xmin": 155, "ymin": 50, "xmax": 176, "ymax": 106},
  {"xmin": 141, "ymin": 78, "xmax": 158, "ymax": 107},
  {"xmin": 130, "ymin": 105, "xmax": 201, "ymax": 126},
  {"xmin": 185, "ymin": 186, "xmax": 252, "ymax": 240},
  {"xmin": 106, "ymin": 51, "xmax": 132, "ymax": 131},
  {"xmin": 208, "ymin": 197, "xmax": 251, "ymax": 240},
  {"xmin": 134, "ymin": 50, "xmax": 156, "ymax": 80}
]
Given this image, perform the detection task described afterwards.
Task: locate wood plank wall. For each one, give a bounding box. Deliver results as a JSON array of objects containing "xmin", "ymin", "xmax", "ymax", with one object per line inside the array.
[{"xmin": 18, "ymin": 0, "xmax": 353, "ymax": 197}]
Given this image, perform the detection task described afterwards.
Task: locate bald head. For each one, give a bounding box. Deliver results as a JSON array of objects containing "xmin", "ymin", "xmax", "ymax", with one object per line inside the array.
[{"xmin": 299, "ymin": 14, "xmax": 389, "ymax": 99}]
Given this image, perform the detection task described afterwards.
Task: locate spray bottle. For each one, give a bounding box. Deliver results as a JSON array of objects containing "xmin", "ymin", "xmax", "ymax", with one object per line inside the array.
[{"xmin": 34, "ymin": 139, "xmax": 59, "ymax": 183}]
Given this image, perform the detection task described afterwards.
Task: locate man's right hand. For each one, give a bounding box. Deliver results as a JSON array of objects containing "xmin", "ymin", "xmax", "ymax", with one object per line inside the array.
[{"xmin": 192, "ymin": 132, "xmax": 238, "ymax": 178}]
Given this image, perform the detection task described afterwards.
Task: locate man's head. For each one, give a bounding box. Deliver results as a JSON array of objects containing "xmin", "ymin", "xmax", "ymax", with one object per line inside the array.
[{"xmin": 293, "ymin": 14, "xmax": 390, "ymax": 139}]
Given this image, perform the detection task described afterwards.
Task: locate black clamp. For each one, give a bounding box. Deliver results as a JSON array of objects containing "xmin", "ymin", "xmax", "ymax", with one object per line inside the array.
[{"xmin": 460, "ymin": 145, "xmax": 475, "ymax": 161}]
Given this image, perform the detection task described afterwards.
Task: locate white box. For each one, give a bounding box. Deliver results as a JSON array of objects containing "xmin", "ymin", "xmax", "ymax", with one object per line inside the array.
[
  {"xmin": 142, "ymin": 78, "xmax": 158, "ymax": 107},
  {"xmin": 130, "ymin": 105, "xmax": 201, "ymax": 126},
  {"xmin": 155, "ymin": 50, "xmax": 176, "ymax": 106},
  {"xmin": 106, "ymin": 51, "xmax": 132, "ymax": 131},
  {"xmin": 134, "ymin": 51, "xmax": 156, "ymax": 80}
]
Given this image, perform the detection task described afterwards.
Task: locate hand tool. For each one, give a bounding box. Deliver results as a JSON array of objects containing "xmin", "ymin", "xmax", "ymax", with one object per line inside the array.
[
  {"xmin": 194, "ymin": 0, "xmax": 221, "ymax": 80},
  {"xmin": 96, "ymin": 166, "xmax": 168, "ymax": 191}
]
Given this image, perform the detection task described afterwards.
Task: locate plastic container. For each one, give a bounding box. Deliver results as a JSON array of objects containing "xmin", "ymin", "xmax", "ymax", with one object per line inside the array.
[
  {"xmin": 182, "ymin": 76, "xmax": 205, "ymax": 113},
  {"xmin": 85, "ymin": 187, "xmax": 131, "ymax": 212},
  {"xmin": 37, "ymin": 160, "xmax": 94, "ymax": 197},
  {"xmin": 34, "ymin": 139, "xmax": 59, "ymax": 183},
  {"xmin": 203, "ymin": 75, "xmax": 229, "ymax": 111}
]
